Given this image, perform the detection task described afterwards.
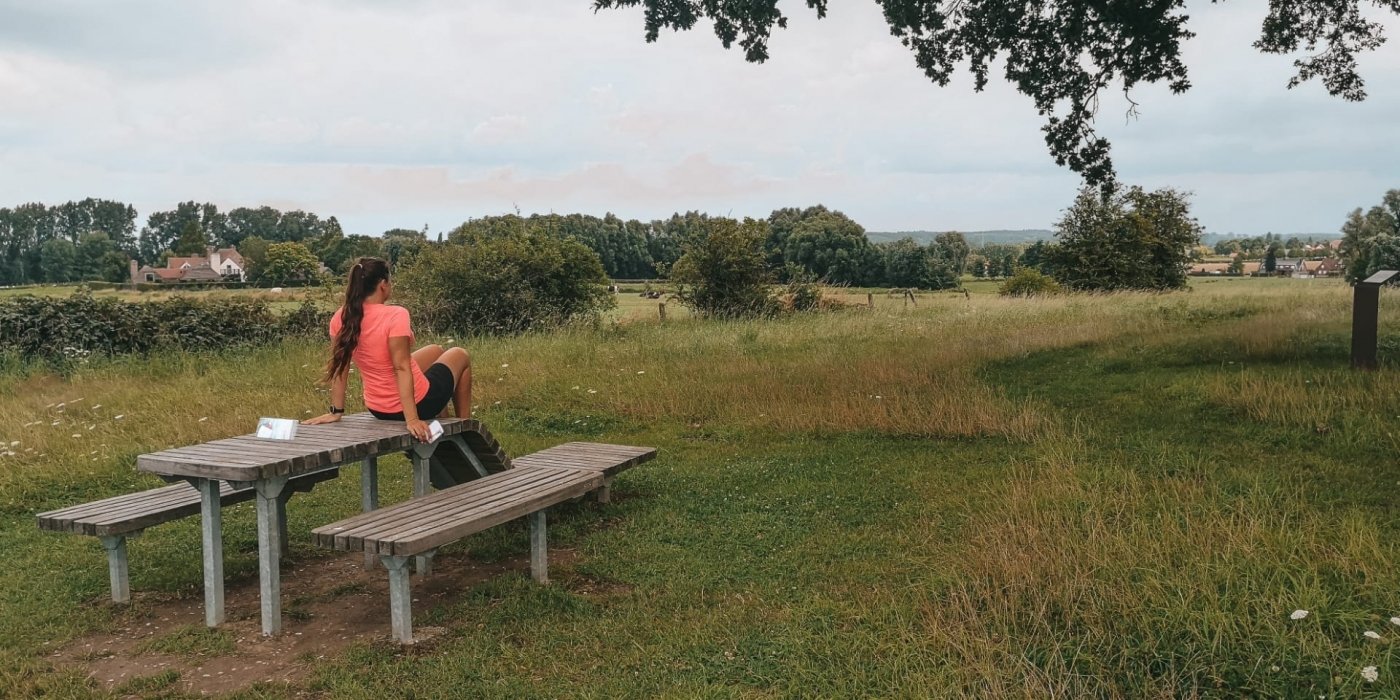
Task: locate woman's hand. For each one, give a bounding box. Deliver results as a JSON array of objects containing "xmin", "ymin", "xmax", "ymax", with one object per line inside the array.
[
  {"xmin": 406, "ymin": 418, "xmax": 431, "ymax": 442},
  {"xmin": 303, "ymin": 413, "xmax": 342, "ymax": 426}
]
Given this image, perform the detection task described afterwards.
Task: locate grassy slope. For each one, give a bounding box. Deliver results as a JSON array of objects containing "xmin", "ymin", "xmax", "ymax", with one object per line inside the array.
[{"xmin": 1, "ymin": 280, "xmax": 1398, "ymax": 698}]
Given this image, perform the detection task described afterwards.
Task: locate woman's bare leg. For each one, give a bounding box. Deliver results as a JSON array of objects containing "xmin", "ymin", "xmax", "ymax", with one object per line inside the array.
[
  {"xmin": 433, "ymin": 347, "xmax": 472, "ymax": 418},
  {"xmin": 412, "ymin": 344, "xmax": 444, "ymax": 371}
]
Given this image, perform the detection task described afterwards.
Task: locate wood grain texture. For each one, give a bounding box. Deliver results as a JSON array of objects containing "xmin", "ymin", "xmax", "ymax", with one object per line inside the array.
[
  {"xmin": 312, "ymin": 466, "xmax": 600, "ymax": 556},
  {"xmin": 136, "ymin": 413, "xmax": 512, "ymax": 482}
]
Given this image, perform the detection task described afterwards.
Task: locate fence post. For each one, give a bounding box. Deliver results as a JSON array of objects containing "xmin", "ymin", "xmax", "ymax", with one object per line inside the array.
[
  {"xmin": 658, "ymin": 302, "xmax": 667, "ymax": 323},
  {"xmin": 1352, "ymin": 270, "xmax": 1397, "ymax": 370},
  {"xmin": 866, "ymin": 293, "xmax": 873, "ymax": 309}
]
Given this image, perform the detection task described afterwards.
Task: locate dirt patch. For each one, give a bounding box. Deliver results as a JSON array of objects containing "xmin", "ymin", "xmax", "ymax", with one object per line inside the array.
[{"xmin": 53, "ymin": 548, "xmax": 581, "ymax": 697}]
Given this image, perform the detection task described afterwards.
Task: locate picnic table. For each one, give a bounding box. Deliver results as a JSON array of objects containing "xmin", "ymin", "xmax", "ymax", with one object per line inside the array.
[{"xmin": 135, "ymin": 413, "xmax": 510, "ymax": 636}]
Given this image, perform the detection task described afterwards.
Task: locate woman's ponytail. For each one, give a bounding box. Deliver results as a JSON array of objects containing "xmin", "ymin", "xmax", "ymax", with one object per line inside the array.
[{"xmin": 324, "ymin": 257, "xmax": 390, "ymax": 382}]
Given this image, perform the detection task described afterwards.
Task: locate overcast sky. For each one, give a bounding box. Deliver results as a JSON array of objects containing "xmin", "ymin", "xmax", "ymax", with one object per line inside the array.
[{"xmin": 1, "ymin": 0, "xmax": 1397, "ymax": 237}]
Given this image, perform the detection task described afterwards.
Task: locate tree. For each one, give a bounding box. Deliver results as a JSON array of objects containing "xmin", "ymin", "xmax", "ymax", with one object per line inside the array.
[
  {"xmin": 595, "ymin": 0, "xmax": 1399, "ymax": 187},
  {"xmin": 39, "ymin": 238, "xmax": 76, "ymax": 283},
  {"xmin": 1339, "ymin": 189, "xmax": 1400, "ymax": 283},
  {"xmin": 1228, "ymin": 253, "xmax": 1245, "ymax": 276},
  {"xmin": 1263, "ymin": 245, "xmax": 1279, "ymax": 274},
  {"xmin": 173, "ymin": 220, "xmax": 208, "ymax": 256},
  {"xmin": 77, "ymin": 231, "xmax": 129, "ymax": 282},
  {"xmin": 394, "ymin": 231, "xmax": 614, "ymax": 334},
  {"xmin": 783, "ymin": 211, "xmax": 869, "ymax": 284},
  {"xmin": 933, "ymin": 232, "xmax": 970, "ymax": 276},
  {"xmin": 380, "ymin": 228, "xmax": 428, "ymax": 269},
  {"xmin": 1047, "ymin": 185, "xmax": 1202, "ymax": 291},
  {"xmin": 670, "ymin": 218, "xmax": 778, "ymax": 318},
  {"xmin": 259, "ymin": 242, "xmax": 321, "ymax": 285},
  {"xmin": 1019, "ymin": 240, "xmax": 1051, "ymax": 273},
  {"xmin": 140, "ymin": 202, "xmax": 224, "ymax": 264},
  {"xmin": 239, "ymin": 236, "xmax": 271, "ymax": 281}
]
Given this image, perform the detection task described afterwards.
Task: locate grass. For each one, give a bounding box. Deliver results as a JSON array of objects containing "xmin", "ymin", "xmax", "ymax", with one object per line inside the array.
[{"xmin": 2, "ymin": 278, "xmax": 1399, "ymax": 697}]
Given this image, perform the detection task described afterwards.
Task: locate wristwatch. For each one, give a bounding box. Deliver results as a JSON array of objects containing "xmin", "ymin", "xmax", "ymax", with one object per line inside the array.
[{"xmin": 329, "ymin": 406, "xmax": 345, "ymax": 415}]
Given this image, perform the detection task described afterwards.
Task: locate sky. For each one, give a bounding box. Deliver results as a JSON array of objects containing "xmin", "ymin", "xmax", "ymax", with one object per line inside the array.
[{"xmin": 0, "ymin": 0, "xmax": 1397, "ymax": 238}]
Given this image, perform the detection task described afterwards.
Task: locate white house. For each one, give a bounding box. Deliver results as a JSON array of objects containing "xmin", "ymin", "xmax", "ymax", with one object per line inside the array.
[{"xmin": 133, "ymin": 246, "xmax": 247, "ymax": 284}]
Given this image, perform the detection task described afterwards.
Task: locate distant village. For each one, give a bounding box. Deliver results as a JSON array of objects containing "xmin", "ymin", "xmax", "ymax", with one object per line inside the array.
[{"xmin": 1188, "ymin": 239, "xmax": 1343, "ymax": 278}]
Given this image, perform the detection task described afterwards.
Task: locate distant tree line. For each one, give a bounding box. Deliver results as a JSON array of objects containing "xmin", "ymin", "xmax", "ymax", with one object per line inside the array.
[
  {"xmin": 4, "ymin": 196, "xmax": 982, "ymax": 290},
  {"xmin": 449, "ymin": 207, "xmax": 971, "ymax": 290},
  {"xmin": 1211, "ymin": 233, "xmax": 1333, "ymax": 260}
]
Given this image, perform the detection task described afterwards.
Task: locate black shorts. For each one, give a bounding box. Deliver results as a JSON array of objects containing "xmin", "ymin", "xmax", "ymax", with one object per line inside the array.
[{"xmin": 369, "ymin": 362, "xmax": 455, "ymax": 421}]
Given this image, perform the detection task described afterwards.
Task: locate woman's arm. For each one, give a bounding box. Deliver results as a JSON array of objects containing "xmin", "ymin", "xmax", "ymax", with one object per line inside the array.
[
  {"xmin": 389, "ymin": 336, "xmax": 430, "ymax": 441},
  {"xmin": 304, "ymin": 367, "xmax": 349, "ymax": 425}
]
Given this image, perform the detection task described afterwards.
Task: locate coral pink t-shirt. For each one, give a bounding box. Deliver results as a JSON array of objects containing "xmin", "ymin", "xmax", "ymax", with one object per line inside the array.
[{"xmin": 329, "ymin": 304, "xmax": 429, "ymax": 413}]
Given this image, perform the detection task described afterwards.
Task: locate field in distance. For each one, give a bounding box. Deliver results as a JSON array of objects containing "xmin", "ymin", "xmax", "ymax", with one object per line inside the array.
[{"xmin": 0, "ymin": 270, "xmax": 1393, "ymax": 697}]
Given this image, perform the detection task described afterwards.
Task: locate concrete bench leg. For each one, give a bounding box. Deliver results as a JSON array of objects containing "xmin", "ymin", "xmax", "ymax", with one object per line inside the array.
[
  {"xmin": 597, "ymin": 476, "xmax": 614, "ymax": 504},
  {"xmin": 530, "ymin": 510, "xmax": 548, "ymax": 584},
  {"xmin": 381, "ymin": 555, "xmax": 413, "ymax": 643},
  {"xmin": 361, "ymin": 457, "xmax": 379, "ymax": 569},
  {"xmin": 255, "ymin": 476, "xmax": 290, "ymax": 636},
  {"xmin": 275, "ymin": 490, "xmax": 292, "ymax": 554},
  {"xmin": 99, "ymin": 535, "xmax": 131, "ymax": 604},
  {"xmin": 410, "ymin": 449, "xmax": 433, "ymax": 576},
  {"xmin": 196, "ymin": 479, "xmax": 225, "ymax": 627}
]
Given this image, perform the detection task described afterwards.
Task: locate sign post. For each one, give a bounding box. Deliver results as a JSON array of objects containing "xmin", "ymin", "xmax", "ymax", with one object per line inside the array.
[{"xmin": 1351, "ymin": 270, "xmax": 1397, "ymax": 371}]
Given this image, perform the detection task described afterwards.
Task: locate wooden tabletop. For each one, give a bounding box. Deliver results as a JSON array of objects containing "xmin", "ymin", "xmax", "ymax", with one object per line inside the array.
[{"xmin": 137, "ymin": 413, "xmax": 500, "ymax": 482}]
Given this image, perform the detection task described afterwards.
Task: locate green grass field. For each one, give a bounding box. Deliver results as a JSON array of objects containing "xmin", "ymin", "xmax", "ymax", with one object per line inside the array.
[{"xmin": 2, "ymin": 278, "xmax": 1398, "ymax": 697}]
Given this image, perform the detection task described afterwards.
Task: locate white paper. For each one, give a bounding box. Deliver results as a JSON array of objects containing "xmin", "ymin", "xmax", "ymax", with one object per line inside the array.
[
  {"xmin": 428, "ymin": 419, "xmax": 444, "ymax": 442},
  {"xmin": 256, "ymin": 417, "xmax": 299, "ymax": 440}
]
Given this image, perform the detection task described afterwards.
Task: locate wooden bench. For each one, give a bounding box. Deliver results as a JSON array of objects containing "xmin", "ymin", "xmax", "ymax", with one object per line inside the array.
[
  {"xmin": 36, "ymin": 470, "xmax": 339, "ymax": 603},
  {"xmin": 313, "ymin": 442, "xmax": 657, "ymax": 643}
]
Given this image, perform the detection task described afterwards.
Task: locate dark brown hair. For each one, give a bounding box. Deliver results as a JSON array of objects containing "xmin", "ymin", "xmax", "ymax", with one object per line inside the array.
[{"xmin": 324, "ymin": 257, "xmax": 390, "ymax": 382}]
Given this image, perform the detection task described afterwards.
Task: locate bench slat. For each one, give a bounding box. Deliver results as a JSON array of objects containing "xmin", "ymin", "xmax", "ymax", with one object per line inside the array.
[
  {"xmin": 363, "ymin": 470, "xmax": 585, "ymax": 554},
  {"xmin": 388, "ymin": 470, "xmax": 599, "ymax": 556},
  {"xmin": 325, "ymin": 469, "xmax": 558, "ymax": 551},
  {"xmin": 312, "ymin": 466, "xmax": 600, "ymax": 557},
  {"xmin": 37, "ymin": 470, "xmax": 338, "ymax": 537}
]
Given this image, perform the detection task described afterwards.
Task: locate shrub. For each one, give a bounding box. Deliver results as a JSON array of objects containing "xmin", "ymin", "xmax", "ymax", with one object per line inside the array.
[
  {"xmin": 999, "ymin": 268, "xmax": 1062, "ymax": 297},
  {"xmin": 670, "ymin": 218, "xmax": 779, "ymax": 318},
  {"xmin": 393, "ymin": 232, "xmax": 614, "ymax": 335},
  {"xmin": 0, "ymin": 289, "xmax": 328, "ymax": 361},
  {"xmin": 1048, "ymin": 185, "xmax": 1201, "ymax": 291}
]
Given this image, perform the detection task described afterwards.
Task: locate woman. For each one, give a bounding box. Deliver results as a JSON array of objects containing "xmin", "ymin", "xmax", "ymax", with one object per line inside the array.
[{"xmin": 304, "ymin": 257, "xmax": 471, "ymax": 442}]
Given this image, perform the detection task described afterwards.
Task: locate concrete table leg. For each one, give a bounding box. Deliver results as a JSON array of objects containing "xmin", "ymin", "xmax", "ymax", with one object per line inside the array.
[
  {"xmin": 530, "ymin": 510, "xmax": 548, "ymax": 584},
  {"xmin": 196, "ymin": 479, "xmax": 225, "ymax": 627},
  {"xmin": 99, "ymin": 535, "xmax": 130, "ymax": 604},
  {"xmin": 254, "ymin": 476, "xmax": 290, "ymax": 636},
  {"xmin": 381, "ymin": 555, "xmax": 414, "ymax": 643},
  {"xmin": 360, "ymin": 456, "xmax": 379, "ymax": 569}
]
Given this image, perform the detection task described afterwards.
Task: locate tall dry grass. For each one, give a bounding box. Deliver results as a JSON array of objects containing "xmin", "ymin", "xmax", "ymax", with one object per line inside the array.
[{"xmin": 911, "ymin": 441, "xmax": 1399, "ymax": 697}]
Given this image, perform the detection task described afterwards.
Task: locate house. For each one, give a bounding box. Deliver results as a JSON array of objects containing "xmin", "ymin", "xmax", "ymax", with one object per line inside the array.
[
  {"xmin": 133, "ymin": 246, "xmax": 246, "ymax": 284},
  {"xmin": 1272, "ymin": 258, "xmax": 1306, "ymax": 276},
  {"xmin": 1311, "ymin": 258, "xmax": 1343, "ymax": 277}
]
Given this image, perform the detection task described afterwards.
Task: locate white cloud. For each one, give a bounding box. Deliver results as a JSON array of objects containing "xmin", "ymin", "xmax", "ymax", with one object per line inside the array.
[{"xmin": 0, "ymin": 0, "xmax": 1396, "ymax": 235}]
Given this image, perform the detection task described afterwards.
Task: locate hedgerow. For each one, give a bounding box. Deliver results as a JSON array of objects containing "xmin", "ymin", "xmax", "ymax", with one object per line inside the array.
[{"xmin": 0, "ymin": 288, "xmax": 327, "ymax": 361}]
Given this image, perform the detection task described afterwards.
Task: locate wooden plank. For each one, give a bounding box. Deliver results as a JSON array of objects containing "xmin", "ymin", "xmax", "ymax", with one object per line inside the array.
[
  {"xmin": 314, "ymin": 469, "xmax": 547, "ymax": 547},
  {"xmin": 361, "ymin": 470, "xmax": 584, "ymax": 552},
  {"xmin": 89, "ymin": 488, "xmax": 261, "ymax": 536},
  {"xmin": 317, "ymin": 468, "xmax": 556, "ymax": 551},
  {"xmin": 385, "ymin": 472, "xmax": 600, "ymax": 556},
  {"xmin": 40, "ymin": 483, "xmax": 237, "ymax": 534},
  {"xmin": 39, "ymin": 484, "xmax": 194, "ymax": 526},
  {"xmin": 137, "ymin": 453, "xmax": 268, "ymax": 482},
  {"xmin": 360, "ymin": 469, "xmax": 596, "ymax": 551},
  {"xmin": 323, "ymin": 469, "xmax": 561, "ymax": 551},
  {"xmin": 146, "ymin": 445, "xmax": 299, "ymax": 480},
  {"xmin": 223, "ymin": 436, "xmax": 359, "ymax": 466}
]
